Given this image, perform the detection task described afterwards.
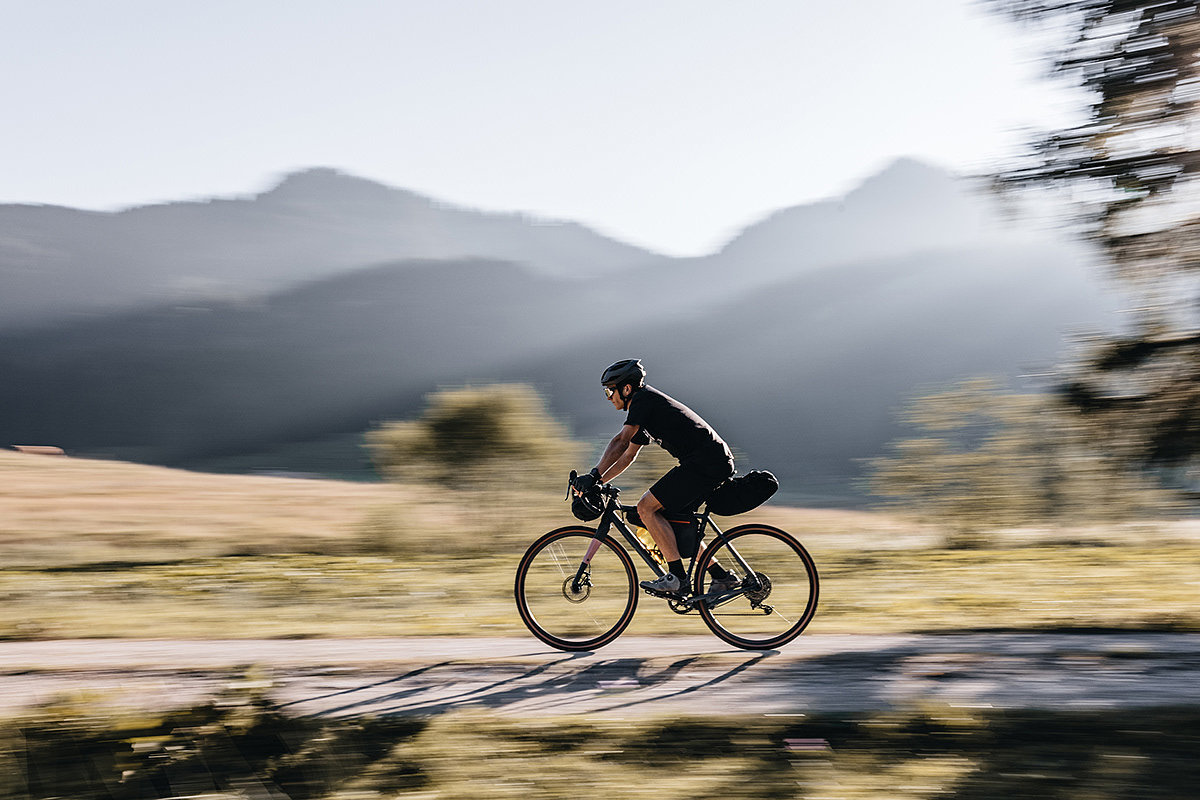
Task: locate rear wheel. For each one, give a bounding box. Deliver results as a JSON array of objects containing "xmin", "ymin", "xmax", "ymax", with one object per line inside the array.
[
  {"xmin": 694, "ymin": 524, "xmax": 818, "ymax": 650},
  {"xmin": 515, "ymin": 526, "xmax": 639, "ymax": 651}
]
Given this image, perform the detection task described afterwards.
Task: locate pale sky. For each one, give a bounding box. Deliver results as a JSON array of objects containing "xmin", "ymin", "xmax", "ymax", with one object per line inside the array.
[{"xmin": 1, "ymin": 0, "xmax": 1081, "ymax": 256}]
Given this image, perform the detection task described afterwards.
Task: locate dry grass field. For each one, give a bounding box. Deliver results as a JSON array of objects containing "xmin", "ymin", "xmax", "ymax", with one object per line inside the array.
[
  {"xmin": 1, "ymin": 450, "xmax": 1198, "ymax": 639},
  {"xmin": 0, "ymin": 450, "xmax": 461, "ymax": 565},
  {"xmin": 0, "ymin": 451, "xmax": 917, "ymax": 564}
]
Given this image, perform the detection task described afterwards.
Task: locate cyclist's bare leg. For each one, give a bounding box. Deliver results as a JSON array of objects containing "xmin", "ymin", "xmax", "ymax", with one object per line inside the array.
[
  {"xmin": 693, "ymin": 539, "xmax": 733, "ymax": 582},
  {"xmin": 636, "ymin": 491, "xmax": 680, "ymax": 562},
  {"xmin": 694, "ymin": 538, "xmax": 721, "ymax": 566}
]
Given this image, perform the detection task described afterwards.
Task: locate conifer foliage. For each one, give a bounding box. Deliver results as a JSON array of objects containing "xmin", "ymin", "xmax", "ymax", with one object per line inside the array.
[{"xmin": 992, "ymin": 1, "xmax": 1200, "ymax": 480}]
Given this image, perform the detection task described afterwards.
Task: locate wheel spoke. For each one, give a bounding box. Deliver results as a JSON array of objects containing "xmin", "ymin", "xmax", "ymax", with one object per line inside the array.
[
  {"xmin": 696, "ymin": 525, "xmax": 818, "ymax": 650},
  {"xmin": 546, "ymin": 542, "xmax": 570, "ymax": 577},
  {"xmin": 516, "ymin": 529, "xmax": 638, "ymax": 651}
]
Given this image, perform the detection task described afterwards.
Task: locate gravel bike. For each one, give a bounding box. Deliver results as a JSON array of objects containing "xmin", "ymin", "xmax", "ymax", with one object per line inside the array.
[{"xmin": 514, "ymin": 477, "xmax": 819, "ymax": 651}]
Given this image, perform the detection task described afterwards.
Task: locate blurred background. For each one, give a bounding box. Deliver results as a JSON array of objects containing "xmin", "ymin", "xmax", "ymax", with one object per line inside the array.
[
  {"xmin": 3, "ymin": 0, "xmax": 1200, "ymax": 797},
  {"xmin": 0, "ymin": 0, "xmax": 1125, "ymax": 508}
]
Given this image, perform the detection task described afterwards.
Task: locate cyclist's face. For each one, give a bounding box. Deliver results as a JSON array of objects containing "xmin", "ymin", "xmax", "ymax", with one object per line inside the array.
[{"xmin": 605, "ymin": 384, "xmax": 623, "ymax": 410}]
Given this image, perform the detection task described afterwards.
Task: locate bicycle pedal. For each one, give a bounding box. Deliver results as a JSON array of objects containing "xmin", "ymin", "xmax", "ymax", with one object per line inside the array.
[{"xmin": 643, "ymin": 586, "xmax": 688, "ymax": 601}]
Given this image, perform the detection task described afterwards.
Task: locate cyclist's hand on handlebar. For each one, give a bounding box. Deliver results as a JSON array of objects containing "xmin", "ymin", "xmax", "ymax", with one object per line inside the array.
[{"xmin": 572, "ymin": 468, "xmax": 602, "ymax": 494}]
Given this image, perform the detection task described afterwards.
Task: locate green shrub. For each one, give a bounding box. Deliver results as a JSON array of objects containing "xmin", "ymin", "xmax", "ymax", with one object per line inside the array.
[{"xmin": 367, "ymin": 384, "xmax": 583, "ymax": 490}]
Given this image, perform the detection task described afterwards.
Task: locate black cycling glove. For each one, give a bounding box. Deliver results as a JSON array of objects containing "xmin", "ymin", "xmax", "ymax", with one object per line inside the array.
[{"xmin": 573, "ymin": 468, "xmax": 603, "ymax": 492}]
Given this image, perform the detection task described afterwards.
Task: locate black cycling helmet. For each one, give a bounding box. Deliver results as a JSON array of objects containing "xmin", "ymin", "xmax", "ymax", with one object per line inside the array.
[{"xmin": 601, "ymin": 359, "xmax": 645, "ymax": 389}]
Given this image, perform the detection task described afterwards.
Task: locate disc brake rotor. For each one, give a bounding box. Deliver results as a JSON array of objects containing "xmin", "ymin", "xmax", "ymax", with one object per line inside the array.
[{"xmin": 562, "ymin": 575, "xmax": 591, "ymax": 603}]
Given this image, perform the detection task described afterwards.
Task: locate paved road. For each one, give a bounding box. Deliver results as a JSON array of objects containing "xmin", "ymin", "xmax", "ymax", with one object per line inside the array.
[{"xmin": 1, "ymin": 634, "xmax": 1197, "ymax": 718}]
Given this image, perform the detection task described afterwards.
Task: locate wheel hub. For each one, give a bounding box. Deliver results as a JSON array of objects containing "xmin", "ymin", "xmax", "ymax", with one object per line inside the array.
[
  {"xmin": 744, "ymin": 571, "xmax": 772, "ymax": 603},
  {"xmin": 562, "ymin": 575, "xmax": 591, "ymax": 603}
]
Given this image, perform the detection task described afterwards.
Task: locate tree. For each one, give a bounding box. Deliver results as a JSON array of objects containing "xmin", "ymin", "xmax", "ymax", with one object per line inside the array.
[
  {"xmin": 366, "ymin": 384, "xmax": 582, "ymax": 488},
  {"xmin": 868, "ymin": 379, "xmax": 1173, "ymax": 546},
  {"xmin": 990, "ymin": 1, "xmax": 1200, "ymax": 486}
]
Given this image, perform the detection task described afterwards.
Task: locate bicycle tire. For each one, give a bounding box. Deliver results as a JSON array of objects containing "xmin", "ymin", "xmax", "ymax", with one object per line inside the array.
[
  {"xmin": 694, "ymin": 524, "xmax": 818, "ymax": 650},
  {"xmin": 515, "ymin": 526, "xmax": 639, "ymax": 651}
]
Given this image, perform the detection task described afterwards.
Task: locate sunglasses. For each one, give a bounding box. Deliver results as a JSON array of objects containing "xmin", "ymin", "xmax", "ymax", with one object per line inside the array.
[{"xmin": 604, "ymin": 385, "xmax": 617, "ymax": 399}]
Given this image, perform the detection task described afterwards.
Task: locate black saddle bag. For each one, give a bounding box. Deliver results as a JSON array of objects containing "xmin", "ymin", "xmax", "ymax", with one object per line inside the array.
[{"xmin": 705, "ymin": 470, "xmax": 779, "ymax": 516}]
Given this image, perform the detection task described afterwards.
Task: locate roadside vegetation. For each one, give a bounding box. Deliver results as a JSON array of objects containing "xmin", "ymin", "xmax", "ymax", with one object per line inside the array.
[
  {"xmin": 6, "ymin": 685, "xmax": 1199, "ymax": 799},
  {"xmin": 868, "ymin": 379, "xmax": 1185, "ymax": 549}
]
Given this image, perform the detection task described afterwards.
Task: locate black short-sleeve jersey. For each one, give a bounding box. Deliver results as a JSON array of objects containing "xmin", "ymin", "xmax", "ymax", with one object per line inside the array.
[{"xmin": 624, "ymin": 385, "xmax": 732, "ymax": 466}]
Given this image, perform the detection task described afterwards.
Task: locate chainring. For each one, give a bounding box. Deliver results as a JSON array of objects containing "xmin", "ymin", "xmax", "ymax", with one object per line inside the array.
[{"xmin": 667, "ymin": 597, "xmax": 694, "ymax": 615}]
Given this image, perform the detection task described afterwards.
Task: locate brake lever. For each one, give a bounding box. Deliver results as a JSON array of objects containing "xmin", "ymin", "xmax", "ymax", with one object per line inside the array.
[{"xmin": 565, "ymin": 469, "xmax": 578, "ymax": 501}]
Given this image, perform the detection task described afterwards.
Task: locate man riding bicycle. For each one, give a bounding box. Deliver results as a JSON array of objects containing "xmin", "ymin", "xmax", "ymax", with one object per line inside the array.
[{"xmin": 572, "ymin": 359, "xmax": 739, "ymax": 597}]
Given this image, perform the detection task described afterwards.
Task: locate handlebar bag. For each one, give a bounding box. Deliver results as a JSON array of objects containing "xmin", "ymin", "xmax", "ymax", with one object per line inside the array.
[
  {"xmin": 705, "ymin": 470, "xmax": 779, "ymax": 516},
  {"xmin": 572, "ymin": 492, "xmax": 602, "ymax": 521}
]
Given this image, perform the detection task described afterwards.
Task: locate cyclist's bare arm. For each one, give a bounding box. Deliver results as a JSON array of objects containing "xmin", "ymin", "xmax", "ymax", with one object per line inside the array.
[
  {"xmin": 595, "ymin": 424, "xmax": 641, "ymax": 482},
  {"xmin": 601, "ymin": 441, "xmax": 641, "ymax": 482}
]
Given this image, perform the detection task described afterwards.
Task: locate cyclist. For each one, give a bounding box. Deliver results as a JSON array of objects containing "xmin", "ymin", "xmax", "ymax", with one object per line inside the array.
[{"xmin": 573, "ymin": 358, "xmax": 739, "ymax": 597}]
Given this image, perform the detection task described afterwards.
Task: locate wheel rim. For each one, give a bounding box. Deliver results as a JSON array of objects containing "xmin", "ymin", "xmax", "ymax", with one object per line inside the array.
[
  {"xmin": 516, "ymin": 530, "xmax": 637, "ymax": 649},
  {"xmin": 697, "ymin": 526, "xmax": 817, "ymax": 649}
]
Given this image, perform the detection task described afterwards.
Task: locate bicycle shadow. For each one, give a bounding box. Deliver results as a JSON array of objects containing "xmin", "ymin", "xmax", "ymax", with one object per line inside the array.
[
  {"xmin": 276, "ymin": 634, "xmax": 1200, "ymax": 719},
  {"xmin": 285, "ymin": 647, "xmax": 782, "ymax": 718},
  {"xmin": 273, "ymin": 661, "xmax": 457, "ymax": 713},
  {"xmin": 583, "ymin": 650, "xmax": 777, "ymax": 714},
  {"xmin": 301, "ymin": 652, "xmax": 588, "ymax": 717}
]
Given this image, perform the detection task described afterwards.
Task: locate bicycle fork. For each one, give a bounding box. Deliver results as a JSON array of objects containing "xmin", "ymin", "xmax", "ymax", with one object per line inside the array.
[
  {"xmin": 571, "ymin": 536, "xmax": 604, "ymax": 593},
  {"xmin": 572, "ymin": 518, "xmax": 665, "ymax": 593}
]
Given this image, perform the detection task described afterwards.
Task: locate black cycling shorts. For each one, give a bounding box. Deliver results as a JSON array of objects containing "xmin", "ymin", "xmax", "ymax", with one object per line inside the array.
[{"xmin": 649, "ymin": 459, "xmax": 735, "ymax": 514}]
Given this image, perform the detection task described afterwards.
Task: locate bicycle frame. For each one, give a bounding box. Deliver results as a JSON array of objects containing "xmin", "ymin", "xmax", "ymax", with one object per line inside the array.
[
  {"xmin": 521, "ymin": 477, "xmax": 819, "ymax": 650},
  {"xmin": 569, "ymin": 486, "xmax": 755, "ymax": 599}
]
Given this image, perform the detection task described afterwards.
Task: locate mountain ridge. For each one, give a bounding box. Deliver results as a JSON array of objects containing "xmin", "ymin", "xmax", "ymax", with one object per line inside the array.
[
  {"xmin": 0, "ymin": 241, "xmax": 1119, "ymax": 504},
  {"xmin": 0, "ymin": 158, "xmax": 1119, "ymax": 505},
  {"xmin": 0, "ymin": 168, "xmax": 660, "ymax": 329}
]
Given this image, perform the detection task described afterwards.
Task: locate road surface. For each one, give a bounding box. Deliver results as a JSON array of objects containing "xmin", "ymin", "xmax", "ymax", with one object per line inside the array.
[{"xmin": 0, "ymin": 633, "xmax": 1196, "ymax": 718}]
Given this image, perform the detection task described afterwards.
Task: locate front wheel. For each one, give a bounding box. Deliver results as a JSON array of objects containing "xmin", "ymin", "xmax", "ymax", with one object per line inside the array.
[
  {"xmin": 694, "ymin": 524, "xmax": 819, "ymax": 650},
  {"xmin": 515, "ymin": 526, "xmax": 639, "ymax": 651}
]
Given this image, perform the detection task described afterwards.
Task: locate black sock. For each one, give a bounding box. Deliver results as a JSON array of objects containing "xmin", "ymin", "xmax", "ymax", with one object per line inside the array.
[
  {"xmin": 707, "ymin": 563, "xmax": 731, "ymax": 580},
  {"xmin": 668, "ymin": 560, "xmax": 686, "ymax": 583}
]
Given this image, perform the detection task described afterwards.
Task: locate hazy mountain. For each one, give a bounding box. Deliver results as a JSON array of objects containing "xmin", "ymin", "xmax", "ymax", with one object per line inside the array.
[
  {"xmin": 509, "ymin": 241, "xmax": 1119, "ymax": 504},
  {"xmin": 722, "ymin": 159, "xmax": 996, "ymax": 264},
  {"xmin": 0, "ymin": 244, "xmax": 1118, "ymax": 504},
  {"xmin": 0, "ymin": 168, "xmax": 658, "ymax": 329},
  {"xmin": 0, "ymin": 257, "xmax": 628, "ymax": 464},
  {"xmin": 615, "ymin": 158, "xmax": 1028, "ymax": 313},
  {"xmin": 0, "ymin": 159, "xmax": 1124, "ymax": 504}
]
